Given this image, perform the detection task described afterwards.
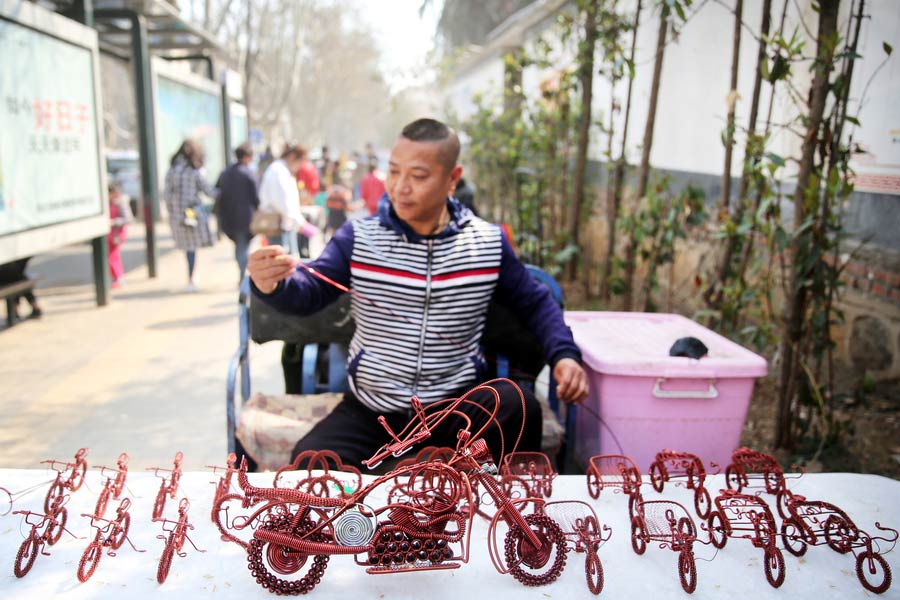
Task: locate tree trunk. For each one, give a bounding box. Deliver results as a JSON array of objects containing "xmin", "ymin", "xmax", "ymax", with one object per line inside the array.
[
  {"xmin": 705, "ymin": 0, "xmax": 769, "ymax": 309},
  {"xmin": 601, "ymin": 0, "xmax": 642, "ymax": 300},
  {"xmin": 734, "ymin": 0, "xmax": 787, "ymax": 293},
  {"xmin": 775, "ymin": 0, "xmax": 840, "ymax": 450},
  {"xmin": 718, "ymin": 0, "xmax": 743, "ymax": 218},
  {"xmin": 567, "ymin": 0, "xmax": 599, "ymax": 281},
  {"xmin": 623, "ymin": 5, "xmax": 667, "ymax": 311}
]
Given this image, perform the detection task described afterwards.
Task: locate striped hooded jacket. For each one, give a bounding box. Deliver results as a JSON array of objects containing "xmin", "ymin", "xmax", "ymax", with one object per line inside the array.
[{"xmin": 252, "ymin": 195, "xmax": 582, "ymax": 413}]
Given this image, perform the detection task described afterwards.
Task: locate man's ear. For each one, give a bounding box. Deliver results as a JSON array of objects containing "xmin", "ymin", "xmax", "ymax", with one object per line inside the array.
[{"xmin": 448, "ymin": 164, "xmax": 463, "ymax": 194}]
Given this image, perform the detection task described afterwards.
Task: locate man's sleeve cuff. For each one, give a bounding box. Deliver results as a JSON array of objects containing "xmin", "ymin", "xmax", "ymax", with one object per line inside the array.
[
  {"xmin": 550, "ymin": 350, "xmax": 583, "ymax": 368},
  {"xmin": 249, "ymin": 278, "xmax": 285, "ymax": 297}
]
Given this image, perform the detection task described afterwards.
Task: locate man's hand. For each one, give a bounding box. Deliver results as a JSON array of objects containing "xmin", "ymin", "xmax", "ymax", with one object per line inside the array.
[
  {"xmin": 248, "ymin": 246, "xmax": 297, "ymax": 294},
  {"xmin": 553, "ymin": 358, "xmax": 590, "ymax": 404}
]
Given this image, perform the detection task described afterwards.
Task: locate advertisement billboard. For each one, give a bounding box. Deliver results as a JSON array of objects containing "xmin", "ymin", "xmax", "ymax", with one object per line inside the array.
[{"xmin": 0, "ymin": 0, "xmax": 107, "ymax": 263}]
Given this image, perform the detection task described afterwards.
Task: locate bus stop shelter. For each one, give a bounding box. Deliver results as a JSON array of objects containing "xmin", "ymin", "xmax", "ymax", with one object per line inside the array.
[{"xmin": 8, "ymin": 0, "xmax": 231, "ymax": 305}]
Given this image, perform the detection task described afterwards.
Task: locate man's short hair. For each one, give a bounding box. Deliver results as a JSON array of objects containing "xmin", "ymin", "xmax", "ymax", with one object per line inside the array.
[
  {"xmin": 400, "ymin": 118, "xmax": 460, "ymax": 172},
  {"xmin": 235, "ymin": 142, "xmax": 253, "ymax": 161}
]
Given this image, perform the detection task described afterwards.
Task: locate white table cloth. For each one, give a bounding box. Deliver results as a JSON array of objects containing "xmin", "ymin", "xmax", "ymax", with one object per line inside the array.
[{"xmin": 1, "ymin": 468, "xmax": 897, "ymax": 598}]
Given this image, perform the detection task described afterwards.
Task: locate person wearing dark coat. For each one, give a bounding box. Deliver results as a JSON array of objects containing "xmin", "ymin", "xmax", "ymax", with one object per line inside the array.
[
  {"xmin": 216, "ymin": 143, "xmax": 260, "ymax": 282},
  {"xmin": 0, "ymin": 257, "xmax": 41, "ymax": 323},
  {"xmin": 454, "ymin": 177, "xmax": 478, "ymax": 217}
]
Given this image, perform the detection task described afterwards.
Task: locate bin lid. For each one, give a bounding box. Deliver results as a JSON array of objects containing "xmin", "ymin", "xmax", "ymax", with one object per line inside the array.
[{"xmin": 564, "ymin": 311, "xmax": 768, "ymax": 378}]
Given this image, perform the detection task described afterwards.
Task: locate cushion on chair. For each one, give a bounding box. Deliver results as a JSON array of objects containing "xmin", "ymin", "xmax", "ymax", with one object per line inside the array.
[{"xmin": 236, "ymin": 392, "xmax": 343, "ymax": 470}]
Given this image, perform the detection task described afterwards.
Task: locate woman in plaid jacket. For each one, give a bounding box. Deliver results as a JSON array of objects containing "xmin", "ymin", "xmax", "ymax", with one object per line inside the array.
[{"xmin": 164, "ymin": 139, "xmax": 217, "ymax": 292}]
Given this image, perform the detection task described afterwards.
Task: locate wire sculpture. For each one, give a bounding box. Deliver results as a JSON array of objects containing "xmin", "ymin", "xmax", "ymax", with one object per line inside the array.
[
  {"xmin": 77, "ymin": 497, "xmax": 145, "ymax": 582},
  {"xmin": 500, "ymin": 452, "xmax": 556, "ymax": 499},
  {"xmin": 92, "ymin": 452, "xmax": 129, "ymax": 519},
  {"xmin": 541, "ymin": 500, "xmax": 611, "ymax": 595},
  {"xmin": 388, "ymin": 446, "xmax": 489, "ymax": 520},
  {"xmin": 706, "ymin": 489, "xmax": 785, "ymax": 587},
  {"xmin": 209, "ymin": 453, "xmax": 261, "ymax": 550},
  {"xmin": 42, "ymin": 447, "xmax": 90, "ymax": 513},
  {"xmin": 647, "ymin": 450, "xmax": 713, "ymax": 519},
  {"xmin": 156, "ymin": 497, "xmax": 205, "ymax": 584},
  {"xmin": 12, "ymin": 493, "xmax": 76, "ymax": 577},
  {"xmin": 780, "ymin": 492, "xmax": 897, "ymax": 594},
  {"xmin": 228, "ymin": 379, "xmax": 572, "ymax": 595},
  {"xmin": 724, "ymin": 447, "xmax": 801, "ymax": 518},
  {"xmin": 274, "ymin": 450, "xmax": 363, "ymax": 499},
  {"xmin": 585, "ymin": 454, "xmax": 643, "ymax": 516},
  {"xmin": 629, "ymin": 493, "xmax": 712, "ymax": 594},
  {"xmin": 147, "ymin": 451, "xmax": 184, "ymax": 520}
]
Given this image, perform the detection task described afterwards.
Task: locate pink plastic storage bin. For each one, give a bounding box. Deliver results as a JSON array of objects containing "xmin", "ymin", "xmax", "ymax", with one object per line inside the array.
[{"xmin": 566, "ymin": 311, "xmax": 767, "ymax": 472}]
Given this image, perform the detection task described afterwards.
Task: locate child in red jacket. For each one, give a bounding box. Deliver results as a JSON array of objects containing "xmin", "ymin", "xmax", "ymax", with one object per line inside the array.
[{"xmin": 108, "ymin": 183, "xmax": 132, "ymax": 288}]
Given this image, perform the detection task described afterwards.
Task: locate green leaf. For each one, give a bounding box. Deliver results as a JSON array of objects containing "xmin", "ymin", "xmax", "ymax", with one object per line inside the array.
[
  {"xmin": 884, "ymin": 42, "xmax": 893, "ymax": 56},
  {"xmin": 845, "ymin": 115, "xmax": 860, "ymax": 126},
  {"xmin": 764, "ymin": 152, "xmax": 785, "ymax": 167}
]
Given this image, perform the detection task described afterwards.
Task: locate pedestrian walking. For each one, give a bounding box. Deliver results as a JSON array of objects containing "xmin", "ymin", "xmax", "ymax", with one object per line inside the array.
[
  {"xmin": 216, "ymin": 142, "xmax": 260, "ymax": 282},
  {"xmin": 258, "ymin": 143, "xmax": 311, "ymax": 259},
  {"xmin": 163, "ymin": 139, "xmax": 217, "ymax": 292}
]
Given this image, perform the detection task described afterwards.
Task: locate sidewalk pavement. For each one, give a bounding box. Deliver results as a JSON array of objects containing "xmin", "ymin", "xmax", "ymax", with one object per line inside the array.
[{"xmin": 0, "ymin": 223, "xmax": 289, "ymax": 471}]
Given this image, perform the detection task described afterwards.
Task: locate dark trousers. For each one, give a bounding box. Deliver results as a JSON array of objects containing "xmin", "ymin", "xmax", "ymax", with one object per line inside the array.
[{"xmin": 292, "ymin": 380, "xmax": 543, "ymax": 470}]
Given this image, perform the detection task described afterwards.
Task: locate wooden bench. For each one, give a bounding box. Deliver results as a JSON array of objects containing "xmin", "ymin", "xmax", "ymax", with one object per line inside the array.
[{"xmin": 1, "ymin": 279, "xmax": 37, "ymax": 327}]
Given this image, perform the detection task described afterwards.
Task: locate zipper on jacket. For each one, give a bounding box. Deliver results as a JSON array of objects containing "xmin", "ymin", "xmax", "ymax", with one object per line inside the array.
[{"xmin": 412, "ymin": 239, "xmax": 434, "ymax": 393}]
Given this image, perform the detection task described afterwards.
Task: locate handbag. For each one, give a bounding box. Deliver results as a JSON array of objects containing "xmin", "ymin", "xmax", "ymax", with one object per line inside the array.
[
  {"xmin": 183, "ymin": 207, "xmax": 198, "ymax": 228},
  {"xmin": 250, "ymin": 209, "xmax": 283, "ymax": 237}
]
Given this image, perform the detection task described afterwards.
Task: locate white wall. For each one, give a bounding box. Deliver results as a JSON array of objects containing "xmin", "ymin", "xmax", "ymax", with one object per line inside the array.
[{"xmin": 441, "ymin": 0, "xmax": 900, "ymax": 194}]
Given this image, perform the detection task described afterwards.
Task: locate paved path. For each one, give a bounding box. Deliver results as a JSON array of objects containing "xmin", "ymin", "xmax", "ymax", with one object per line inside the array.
[{"xmin": 0, "ymin": 223, "xmax": 290, "ymax": 471}]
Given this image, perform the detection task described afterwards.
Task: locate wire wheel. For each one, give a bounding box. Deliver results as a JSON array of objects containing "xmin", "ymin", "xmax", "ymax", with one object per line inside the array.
[
  {"xmin": 46, "ymin": 507, "xmax": 67, "ymax": 546},
  {"xmin": 585, "ymin": 548, "xmax": 603, "ymax": 595},
  {"xmin": 247, "ymin": 511, "xmax": 330, "ymax": 595},
  {"xmin": 152, "ymin": 486, "xmax": 166, "ymax": 520},
  {"xmin": 586, "ymin": 471, "xmax": 600, "ymax": 499},
  {"xmin": 504, "ymin": 513, "xmax": 568, "ymax": 586},
  {"xmin": 77, "ymin": 542, "xmax": 103, "ymax": 583},
  {"xmin": 44, "ymin": 479, "xmax": 64, "ymax": 513},
  {"xmin": 781, "ymin": 520, "xmax": 807, "ymax": 557},
  {"xmin": 157, "ymin": 543, "xmax": 175, "ymax": 584},
  {"xmin": 775, "ymin": 490, "xmax": 791, "ymax": 520},
  {"xmin": 693, "ymin": 487, "xmax": 711, "ymax": 520},
  {"xmin": 113, "ymin": 471, "xmax": 127, "ymax": 497},
  {"xmin": 678, "ymin": 550, "xmax": 697, "ymax": 594},
  {"xmin": 111, "ymin": 512, "xmax": 131, "ymax": 550},
  {"xmin": 630, "ymin": 516, "xmax": 647, "ymax": 555},
  {"xmin": 824, "ymin": 515, "xmax": 853, "ymax": 554},
  {"xmin": 707, "ymin": 511, "xmax": 727, "ymax": 549},
  {"xmin": 583, "ymin": 515, "xmax": 600, "ymax": 552},
  {"xmin": 649, "ymin": 462, "xmax": 665, "ymax": 493},
  {"xmin": 69, "ymin": 461, "xmax": 87, "ymax": 491},
  {"xmin": 856, "ymin": 551, "xmax": 892, "ymax": 594},
  {"xmin": 14, "ymin": 536, "xmax": 39, "ymax": 578},
  {"xmin": 763, "ymin": 547, "xmax": 785, "ymax": 588},
  {"xmin": 94, "ymin": 488, "xmax": 111, "ymax": 519}
]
